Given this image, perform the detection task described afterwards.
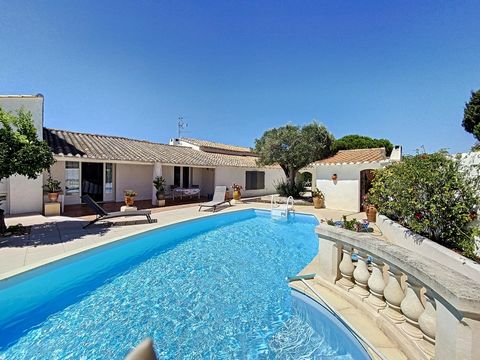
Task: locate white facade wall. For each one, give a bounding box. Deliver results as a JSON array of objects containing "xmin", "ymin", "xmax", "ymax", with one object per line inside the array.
[
  {"xmin": 115, "ymin": 164, "xmax": 153, "ymax": 202},
  {"xmin": 315, "ymin": 162, "xmax": 384, "ymax": 212},
  {"xmin": 214, "ymin": 167, "xmax": 285, "ymax": 197},
  {"xmin": 0, "ymin": 95, "xmax": 45, "ymax": 214}
]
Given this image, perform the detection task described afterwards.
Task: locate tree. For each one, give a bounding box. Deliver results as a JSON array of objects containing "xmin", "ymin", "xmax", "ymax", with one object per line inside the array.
[
  {"xmin": 368, "ymin": 152, "xmax": 479, "ymax": 258},
  {"xmin": 0, "ymin": 108, "xmax": 55, "ymax": 232},
  {"xmin": 462, "ymin": 89, "xmax": 480, "ymax": 142},
  {"xmin": 254, "ymin": 122, "xmax": 334, "ymax": 190},
  {"xmin": 333, "ymin": 135, "xmax": 394, "ymax": 156}
]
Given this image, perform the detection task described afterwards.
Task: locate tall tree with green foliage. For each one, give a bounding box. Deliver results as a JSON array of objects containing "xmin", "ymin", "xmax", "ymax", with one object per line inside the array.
[
  {"xmin": 0, "ymin": 108, "xmax": 55, "ymax": 232},
  {"xmin": 254, "ymin": 122, "xmax": 334, "ymax": 190},
  {"xmin": 333, "ymin": 135, "xmax": 394, "ymax": 155},
  {"xmin": 462, "ymin": 89, "xmax": 480, "ymax": 142}
]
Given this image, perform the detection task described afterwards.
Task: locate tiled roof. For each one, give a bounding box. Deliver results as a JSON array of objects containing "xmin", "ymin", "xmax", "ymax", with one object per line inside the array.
[
  {"xmin": 43, "ymin": 128, "xmax": 269, "ymax": 168},
  {"xmin": 315, "ymin": 148, "xmax": 387, "ymax": 165},
  {"xmin": 180, "ymin": 137, "xmax": 253, "ymax": 155}
]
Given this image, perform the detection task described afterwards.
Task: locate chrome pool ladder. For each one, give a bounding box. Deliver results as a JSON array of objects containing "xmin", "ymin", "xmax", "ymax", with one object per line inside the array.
[{"xmin": 271, "ymin": 195, "xmax": 295, "ymax": 219}]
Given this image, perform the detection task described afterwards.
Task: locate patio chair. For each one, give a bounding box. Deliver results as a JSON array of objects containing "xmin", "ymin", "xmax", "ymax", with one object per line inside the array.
[
  {"xmin": 81, "ymin": 195, "xmax": 154, "ymax": 228},
  {"xmin": 198, "ymin": 186, "xmax": 231, "ymax": 212}
]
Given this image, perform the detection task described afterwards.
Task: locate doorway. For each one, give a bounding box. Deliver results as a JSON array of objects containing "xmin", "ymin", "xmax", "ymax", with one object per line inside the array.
[
  {"xmin": 82, "ymin": 163, "xmax": 103, "ymax": 202},
  {"xmin": 360, "ymin": 169, "xmax": 375, "ymax": 211}
]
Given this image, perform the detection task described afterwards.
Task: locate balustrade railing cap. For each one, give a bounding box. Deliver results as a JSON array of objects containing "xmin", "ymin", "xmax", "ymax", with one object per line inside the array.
[{"xmin": 316, "ymin": 224, "xmax": 480, "ymax": 318}]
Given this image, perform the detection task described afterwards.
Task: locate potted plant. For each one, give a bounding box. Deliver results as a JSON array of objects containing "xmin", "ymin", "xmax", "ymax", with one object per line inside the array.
[
  {"xmin": 312, "ymin": 189, "xmax": 324, "ymax": 209},
  {"xmin": 153, "ymin": 176, "xmax": 166, "ymax": 207},
  {"xmin": 232, "ymin": 183, "xmax": 243, "ymax": 201},
  {"xmin": 124, "ymin": 190, "xmax": 137, "ymax": 206},
  {"xmin": 362, "ymin": 194, "xmax": 377, "ymax": 222},
  {"xmin": 43, "ymin": 175, "xmax": 62, "ymax": 202}
]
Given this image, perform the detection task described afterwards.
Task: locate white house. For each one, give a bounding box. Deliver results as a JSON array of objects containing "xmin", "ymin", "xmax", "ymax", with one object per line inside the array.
[
  {"xmin": 0, "ymin": 94, "xmax": 285, "ymax": 215},
  {"xmin": 310, "ymin": 146, "xmax": 402, "ymax": 212},
  {"xmin": 0, "ymin": 95, "xmax": 45, "ymax": 215},
  {"xmin": 44, "ymin": 129, "xmax": 284, "ymax": 209}
]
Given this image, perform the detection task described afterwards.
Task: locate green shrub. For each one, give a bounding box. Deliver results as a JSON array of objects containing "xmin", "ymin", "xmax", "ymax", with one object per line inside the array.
[
  {"xmin": 275, "ymin": 179, "xmax": 306, "ymax": 198},
  {"xmin": 369, "ymin": 152, "xmax": 479, "ymax": 258}
]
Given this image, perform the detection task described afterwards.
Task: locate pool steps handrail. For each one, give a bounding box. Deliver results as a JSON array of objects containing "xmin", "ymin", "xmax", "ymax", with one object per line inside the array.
[
  {"xmin": 270, "ymin": 195, "xmax": 295, "ymax": 218},
  {"xmin": 288, "ymin": 274, "xmax": 387, "ymax": 360}
]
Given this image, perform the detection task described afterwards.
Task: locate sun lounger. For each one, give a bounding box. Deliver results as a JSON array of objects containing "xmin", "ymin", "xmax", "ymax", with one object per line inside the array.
[
  {"xmin": 81, "ymin": 195, "xmax": 154, "ymax": 228},
  {"xmin": 198, "ymin": 186, "xmax": 231, "ymax": 212}
]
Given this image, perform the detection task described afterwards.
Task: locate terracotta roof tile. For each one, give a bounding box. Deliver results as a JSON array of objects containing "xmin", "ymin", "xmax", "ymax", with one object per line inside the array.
[
  {"xmin": 43, "ymin": 128, "xmax": 272, "ymax": 168},
  {"xmin": 316, "ymin": 148, "xmax": 387, "ymax": 165}
]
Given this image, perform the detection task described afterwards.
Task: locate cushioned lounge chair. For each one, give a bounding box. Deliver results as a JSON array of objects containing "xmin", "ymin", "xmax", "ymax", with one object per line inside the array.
[
  {"xmin": 198, "ymin": 186, "xmax": 231, "ymax": 212},
  {"xmin": 81, "ymin": 195, "xmax": 154, "ymax": 228}
]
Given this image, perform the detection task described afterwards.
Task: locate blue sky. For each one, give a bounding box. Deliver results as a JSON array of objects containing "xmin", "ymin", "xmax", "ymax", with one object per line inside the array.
[{"xmin": 1, "ymin": 1, "xmax": 479, "ymax": 154}]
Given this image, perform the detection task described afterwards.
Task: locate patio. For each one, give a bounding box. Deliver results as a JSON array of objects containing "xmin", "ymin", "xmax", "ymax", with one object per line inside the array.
[{"xmin": 62, "ymin": 197, "xmax": 209, "ymax": 217}]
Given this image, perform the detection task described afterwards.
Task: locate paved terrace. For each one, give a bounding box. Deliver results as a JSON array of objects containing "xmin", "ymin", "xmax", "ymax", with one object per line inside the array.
[{"xmin": 0, "ymin": 203, "xmax": 378, "ymax": 277}]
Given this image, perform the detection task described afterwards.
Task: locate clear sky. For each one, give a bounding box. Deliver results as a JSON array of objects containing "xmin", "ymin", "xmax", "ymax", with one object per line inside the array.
[{"xmin": 1, "ymin": 1, "xmax": 479, "ymax": 154}]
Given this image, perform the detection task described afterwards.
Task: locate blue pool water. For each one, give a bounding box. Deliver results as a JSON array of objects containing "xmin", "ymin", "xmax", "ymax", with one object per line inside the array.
[{"xmin": 0, "ymin": 209, "xmax": 367, "ymax": 359}]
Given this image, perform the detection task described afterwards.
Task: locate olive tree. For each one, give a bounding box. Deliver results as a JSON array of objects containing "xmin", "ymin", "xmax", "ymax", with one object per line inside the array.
[
  {"xmin": 254, "ymin": 122, "xmax": 334, "ymax": 194},
  {"xmin": 0, "ymin": 108, "xmax": 55, "ymax": 232}
]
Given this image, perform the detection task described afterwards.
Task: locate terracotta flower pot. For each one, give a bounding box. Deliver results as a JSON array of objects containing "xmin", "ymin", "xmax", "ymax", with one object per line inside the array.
[
  {"xmin": 48, "ymin": 192, "xmax": 59, "ymax": 203},
  {"xmin": 313, "ymin": 196, "xmax": 324, "ymax": 209},
  {"xmin": 366, "ymin": 205, "xmax": 377, "ymax": 222},
  {"xmin": 124, "ymin": 196, "xmax": 135, "ymax": 206},
  {"xmin": 233, "ymin": 190, "xmax": 241, "ymax": 200}
]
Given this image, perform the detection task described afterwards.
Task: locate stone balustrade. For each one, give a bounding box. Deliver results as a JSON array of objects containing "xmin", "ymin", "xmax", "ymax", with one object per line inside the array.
[{"xmin": 315, "ymin": 224, "xmax": 480, "ymax": 360}]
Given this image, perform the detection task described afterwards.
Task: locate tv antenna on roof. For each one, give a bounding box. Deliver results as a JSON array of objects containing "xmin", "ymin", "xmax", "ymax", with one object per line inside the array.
[{"xmin": 177, "ymin": 116, "xmax": 188, "ymax": 138}]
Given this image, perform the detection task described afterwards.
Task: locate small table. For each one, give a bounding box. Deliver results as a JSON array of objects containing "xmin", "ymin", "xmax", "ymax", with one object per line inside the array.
[
  {"xmin": 44, "ymin": 202, "xmax": 61, "ymax": 216},
  {"xmin": 120, "ymin": 205, "xmax": 138, "ymax": 212},
  {"xmin": 172, "ymin": 188, "xmax": 201, "ymax": 200}
]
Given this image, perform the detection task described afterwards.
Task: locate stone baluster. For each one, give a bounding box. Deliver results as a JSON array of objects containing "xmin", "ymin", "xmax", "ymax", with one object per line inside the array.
[
  {"xmin": 382, "ymin": 264, "xmax": 406, "ymax": 323},
  {"xmin": 418, "ymin": 290, "xmax": 436, "ymax": 358},
  {"xmin": 336, "ymin": 245, "xmax": 355, "ymax": 290},
  {"xmin": 400, "ymin": 277, "xmax": 425, "ymax": 339},
  {"xmin": 351, "ymin": 251, "xmax": 370, "ymax": 299},
  {"xmin": 366, "ymin": 258, "xmax": 387, "ymax": 311}
]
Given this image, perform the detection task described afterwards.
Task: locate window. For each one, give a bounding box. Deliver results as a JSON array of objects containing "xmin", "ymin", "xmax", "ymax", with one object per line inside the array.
[
  {"xmin": 105, "ymin": 163, "xmax": 113, "ymax": 194},
  {"xmin": 65, "ymin": 161, "xmax": 80, "ymax": 195},
  {"xmin": 174, "ymin": 166, "xmax": 181, "ymax": 187},
  {"xmin": 245, "ymin": 171, "xmax": 265, "ymax": 190}
]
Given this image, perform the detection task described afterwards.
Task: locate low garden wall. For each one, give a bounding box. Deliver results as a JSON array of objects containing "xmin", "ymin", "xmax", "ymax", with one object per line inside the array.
[{"xmin": 376, "ymin": 214, "xmax": 480, "ymax": 282}]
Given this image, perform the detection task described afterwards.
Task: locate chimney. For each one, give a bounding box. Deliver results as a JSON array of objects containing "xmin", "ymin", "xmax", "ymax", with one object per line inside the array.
[{"xmin": 390, "ymin": 145, "xmax": 402, "ymax": 161}]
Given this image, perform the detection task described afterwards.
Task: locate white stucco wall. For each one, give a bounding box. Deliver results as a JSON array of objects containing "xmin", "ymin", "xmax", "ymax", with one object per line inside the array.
[
  {"xmin": 0, "ymin": 95, "xmax": 45, "ymax": 214},
  {"xmin": 115, "ymin": 164, "xmax": 153, "ymax": 202},
  {"xmin": 214, "ymin": 167, "xmax": 285, "ymax": 197},
  {"xmin": 315, "ymin": 162, "xmax": 385, "ymax": 212}
]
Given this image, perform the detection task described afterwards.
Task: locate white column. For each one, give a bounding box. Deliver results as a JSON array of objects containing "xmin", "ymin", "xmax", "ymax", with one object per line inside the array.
[
  {"xmin": 366, "ymin": 259, "xmax": 387, "ymax": 311},
  {"xmin": 351, "ymin": 251, "xmax": 370, "ymax": 299},
  {"xmin": 382, "ymin": 264, "xmax": 406, "ymax": 324},
  {"xmin": 337, "ymin": 245, "xmax": 355, "ymax": 290},
  {"xmin": 418, "ymin": 290, "xmax": 436, "ymax": 358},
  {"xmin": 152, "ymin": 163, "xmax": 162, "ymax": 206},
  {"xmin": 400, "ymin": 278, "xmax": 425, "ymax": 340},
  {"xmin": 316, "ymin": 237, "xmax": 342, "ymax": 284}
]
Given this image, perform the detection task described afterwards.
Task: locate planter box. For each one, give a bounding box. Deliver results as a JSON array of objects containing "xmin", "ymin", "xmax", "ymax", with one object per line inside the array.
[
  {"xmin": 377, "ymin": 214, "xmax": 480, "ymax": 282},
  {"xmin": 44, "ymin": 202, "xmax": 60, "ymax": 216},
  {"xmin": 156, "ymin": 199, "xmax": 165, "ymax": 207}
]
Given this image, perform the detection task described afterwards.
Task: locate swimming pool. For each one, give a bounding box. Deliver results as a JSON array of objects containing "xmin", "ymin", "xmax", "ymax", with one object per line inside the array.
[{"xmin": 0, "ymin": 209, "xmax": 368, "ymax": 359}]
